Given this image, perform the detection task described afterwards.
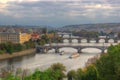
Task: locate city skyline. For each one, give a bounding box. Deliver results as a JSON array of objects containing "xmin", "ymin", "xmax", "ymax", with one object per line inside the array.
[{"xmin": 0, "ymin": 0, "xmax": 120, "ymax": 27}]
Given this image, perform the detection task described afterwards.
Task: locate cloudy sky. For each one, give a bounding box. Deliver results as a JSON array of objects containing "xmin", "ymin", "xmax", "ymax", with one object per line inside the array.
[{"xmin": 0, "ymin": 0, "xmax": 120, "ymax": 27}]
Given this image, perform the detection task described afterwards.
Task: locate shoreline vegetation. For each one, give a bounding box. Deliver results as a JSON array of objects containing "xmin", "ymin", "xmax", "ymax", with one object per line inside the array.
[
  {"xmin": 0, "ymin": 34, "xmax": 54, "ymax": 60},
  {"xmin": 0, "ymin": 34, "xmax": 53, "ymax": 60},
  {"xmin": 0, "ymin": 41, "xmax": 35, "ymax": 54},
  {"xmin": 0, "ymin": 40, "xmax": 36, "ymax": 60},
  {"xmin": 0, "ymin": 49, "xmax": 35, "ymax": 60}
]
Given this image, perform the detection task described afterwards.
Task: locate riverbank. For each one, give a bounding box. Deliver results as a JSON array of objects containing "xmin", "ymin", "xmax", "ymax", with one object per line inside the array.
[{"xmin": 0, "ymin": 49, "xmax": 36, "ymax": 60}]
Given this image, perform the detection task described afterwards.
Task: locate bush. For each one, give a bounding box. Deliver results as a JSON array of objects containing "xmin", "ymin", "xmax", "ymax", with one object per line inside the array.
[{"xmin": 0, "ymin": 50, "xmax": 5, "ymax": 54}]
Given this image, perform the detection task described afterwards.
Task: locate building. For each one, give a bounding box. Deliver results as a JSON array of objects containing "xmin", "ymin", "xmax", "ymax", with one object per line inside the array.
[
  {"xmin": 19, "ymin": 33, "xmax": 31, "ymax": 44},
  {"xmin": 31, "ymin": 32, "xmax": 40, "ymax": 41},
  {"xmin": 0, "ymin": 32, "xmax": 31, "ymax": 44}
]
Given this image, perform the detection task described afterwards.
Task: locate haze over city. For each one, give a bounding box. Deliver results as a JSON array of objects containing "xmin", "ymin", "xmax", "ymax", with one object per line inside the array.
[{"xmin": 0, "ymin": 0, "xmax": 120, "ymax": 27}]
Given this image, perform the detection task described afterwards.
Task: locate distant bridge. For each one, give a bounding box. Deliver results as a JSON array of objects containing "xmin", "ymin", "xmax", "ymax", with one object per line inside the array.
[
  {"xmin": 61, "ymin": 37, "xmax": 118, "ymax": 43},
  {"xmin": 57, "ymin": 32, "xmax": 119, "ymax": 43}
]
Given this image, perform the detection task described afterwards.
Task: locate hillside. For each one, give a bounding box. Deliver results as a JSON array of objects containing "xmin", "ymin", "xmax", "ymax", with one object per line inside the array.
[{"xmin": 57, "ymin": 23, "xmax": 120, "ymax": 32}]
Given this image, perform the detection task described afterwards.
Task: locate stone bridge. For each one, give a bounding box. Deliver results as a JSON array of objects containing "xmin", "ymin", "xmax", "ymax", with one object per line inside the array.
[
  {"xmin": 36, "ymin": 44, "xmax": 109, "ymax": 54},
  {"xmin": 61, "ymin": 37, "xmax": 118, "ymax": 43},
  {"xmin": 57, "ymin": 32, "xmax": 119, "ymax": 43}
]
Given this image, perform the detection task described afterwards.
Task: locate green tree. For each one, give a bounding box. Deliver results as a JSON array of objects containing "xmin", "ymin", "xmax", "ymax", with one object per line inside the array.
[
  {"xmin": 50, "ymin": 63, "xmax": 66, "ymax": 80},
  {"xmin": 38, "ymin": 39, "xmax": 46, "ymax": 46},
  {"xmin": 14, "ymin": 44, "xmax": 22, "ymax": 52},
  {"xmin": 41, "ymin": 35, "xmax": 50, "ymax": 43},
  {"xmin": 2, "ymin": 74, "xmax": 20, "ymax": 80},
  {"xmin": 95, "ymin": 45, "xmax": 120, "ymax": 80},
  {"xmin": 67, "ymin": 70, "xmax": 76, "ymax": 80},
  {"xmin": 84, "ymin": 65, "xmax": 98, "ymax": 80},
  {"xmin": 5, "ymin": 43, "xmax": 14, "ymax": 54},
  {"xmin": 76, "ymin": 69, "xmax": 84, "ymax": 80}
]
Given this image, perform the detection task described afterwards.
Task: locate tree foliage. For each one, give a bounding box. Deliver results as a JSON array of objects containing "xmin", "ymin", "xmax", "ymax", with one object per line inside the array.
[
  {"xmin": 0, "ymin": 41, "xmax": 35, "ymax": 54},
  {"xmin": 67, "ymin": 44, "xmax": 120, "ymax": 80}
]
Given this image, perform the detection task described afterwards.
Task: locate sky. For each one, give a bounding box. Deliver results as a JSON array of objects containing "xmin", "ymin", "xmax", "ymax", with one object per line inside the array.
[{"xmin": 0, "ymin": 0, "xmax": 120, "ymax": 27}]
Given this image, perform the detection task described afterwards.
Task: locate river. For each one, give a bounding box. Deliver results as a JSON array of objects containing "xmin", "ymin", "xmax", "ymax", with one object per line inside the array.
[
  {"xmin": 0, "ymin": 47, "xmax": 103, "ymax": 72},
  {"xmin": 1, "ymin": 38, "xmax": 119, "ymax": 72}
]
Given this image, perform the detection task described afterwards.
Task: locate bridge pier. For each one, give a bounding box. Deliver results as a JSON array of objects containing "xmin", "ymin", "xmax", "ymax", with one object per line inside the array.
[
  {"xmin": 36, "ymin": 48, "xmax": 41, "ymax": 53},
  {"xmin": 96, "ymin": 38, "xmax": 99, "ymax": 43},
  {"xmin": 114, "ymin": 38, "xmax": 118, "ymax": 43},
  {"xmin": 55, "ymin": 48, "xmax": 59, "ymax": 53},
  {"xmin": 61, "ymin": 39, "xmax": 64, "ymax": 43},
  {"xmin": 87, "ymin": 39, "xmax": 90, "ymax": 43},
  {"xmin": 61, "ymin": 34, "xmax": 64, "ymax": 38},
  {"xmin": 69, "ymin": 33, "xmax": 72, "ymax": 38},
  {"xmin": 78, "ymin": 39, "xmax": 81, "ymax": 43},
  {"xmin": 69, "ymin": 39, "xmax": 72, "ymax": 43},
  {"xmin": 101, "ymin": 49, "xmax": 105, "ymax": 53},
  {"xmin": 36, "ymin": 47, "xmax": 45, "ymax": 53},
  {"xmin": 105, "ymin": 39, "xmax": 108, "ymax": 43},
  {"xmin": 77, "ymin": 48, "xmax": 82, "ymax": 53}
]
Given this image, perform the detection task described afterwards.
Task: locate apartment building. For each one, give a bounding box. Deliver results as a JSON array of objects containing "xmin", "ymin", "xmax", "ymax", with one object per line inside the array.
[{"xmin": 0, "ymin": 32, "xmax": 31, "ymax": 44}]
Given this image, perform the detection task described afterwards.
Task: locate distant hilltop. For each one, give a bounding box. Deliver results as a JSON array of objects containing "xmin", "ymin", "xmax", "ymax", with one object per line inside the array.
[
  {"xmin": 57, "ymin": 23, "xmax": 120, "ymax": 32},
  {"xmin": 0, "ymin": 25, "xmax": 53, "ymax": 33}
]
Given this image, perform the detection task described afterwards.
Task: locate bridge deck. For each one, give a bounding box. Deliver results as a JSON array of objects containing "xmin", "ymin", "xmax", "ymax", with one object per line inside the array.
[{"xmin": 44, "ymin": 43, "xmax": 117, "ymax": 47}]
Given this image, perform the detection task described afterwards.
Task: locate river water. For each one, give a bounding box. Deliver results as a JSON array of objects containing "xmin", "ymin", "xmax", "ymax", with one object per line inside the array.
[{"xmin": 0, "ymin": 40, "xmax": 119, "ymax": 72}]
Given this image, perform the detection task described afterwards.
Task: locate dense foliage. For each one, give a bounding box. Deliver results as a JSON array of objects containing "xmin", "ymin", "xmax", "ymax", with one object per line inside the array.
[
  {"xmin": 67, "ymin": 44, "xmax": 120, "ymax": 80},
  {"xmin": 1, "ymin": 63, "xmax": 66, "ymax": 80},
  {"xmin": 0, "ymin": 41, "xmax": 35, "ymax": 54}
]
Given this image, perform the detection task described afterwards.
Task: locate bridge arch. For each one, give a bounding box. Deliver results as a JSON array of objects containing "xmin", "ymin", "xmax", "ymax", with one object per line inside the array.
[
  {"xmin": 108, "ymin": 39, "xmax": 114, "ymax": 43},
  {"xmin": 48, "ymin": 48, "xmax": 55, "ymax": 53},
  {"xmin": 81, "ymin": 47, "xmax": 102, "ymax": 53},
  {"xmin": 118, "ymin": 40, "xmax": 120, "ymax": 43},
  {"xmin": 63, "ymin": 39, "xmax": 69, "ymax": 43},
  {"xmin": 104, "ymin": 49, "xmax": 107, "ymax": 53},
  {"xmin": 72, "ymin": 39, "xmax": 78, "ymax": 43},
  {"xmin": 59, "ymin": 47, "xmax": 78, "ymax": 53},
  {"xmin": 99, "ymin": 39, "xmax": 105, "ymax": 43},
  {"xmin": 89, "ymin": 39, "xmax": 96, "ymax": 43},
  {"xmin": 81, "ymin": 39, "xmax": 87, "ymax": 43}
]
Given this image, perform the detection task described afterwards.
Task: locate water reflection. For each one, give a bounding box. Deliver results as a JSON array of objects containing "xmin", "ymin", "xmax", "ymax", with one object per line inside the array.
[{"xmin": 0, "ymin": 54, "xmax": 35, "ymax": 69}]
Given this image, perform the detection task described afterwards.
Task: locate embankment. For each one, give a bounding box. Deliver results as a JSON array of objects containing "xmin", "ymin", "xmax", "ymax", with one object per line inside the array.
[{"xmin": 0, "ymin": 49, "xmax": 36, "ymax": 60}]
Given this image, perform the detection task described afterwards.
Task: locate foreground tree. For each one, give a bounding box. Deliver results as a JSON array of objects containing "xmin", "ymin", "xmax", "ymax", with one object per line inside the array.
[
  {"xmin": 75, "ymin": 69, "xmax": 84, "ymax": 80},
  {"xmin": 83, "ymin": 65, "xmax": 98, "ymax": 80},
  {"xmin": 95, "ymin": 45, "xmax": 120, "ymax": 80},
  {"xmin": 50, "ymin": 63, "xmax": 66, "ymax": 80},
  {"xmin": 67, "ymin": 70, "xmax": 76, "ymax": 80}
]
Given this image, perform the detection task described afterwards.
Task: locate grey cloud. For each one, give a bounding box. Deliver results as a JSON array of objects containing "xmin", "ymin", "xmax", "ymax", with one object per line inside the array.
[{"xmin": 0, "ymin": 0, "xmax": 120, "ymax": 26}]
